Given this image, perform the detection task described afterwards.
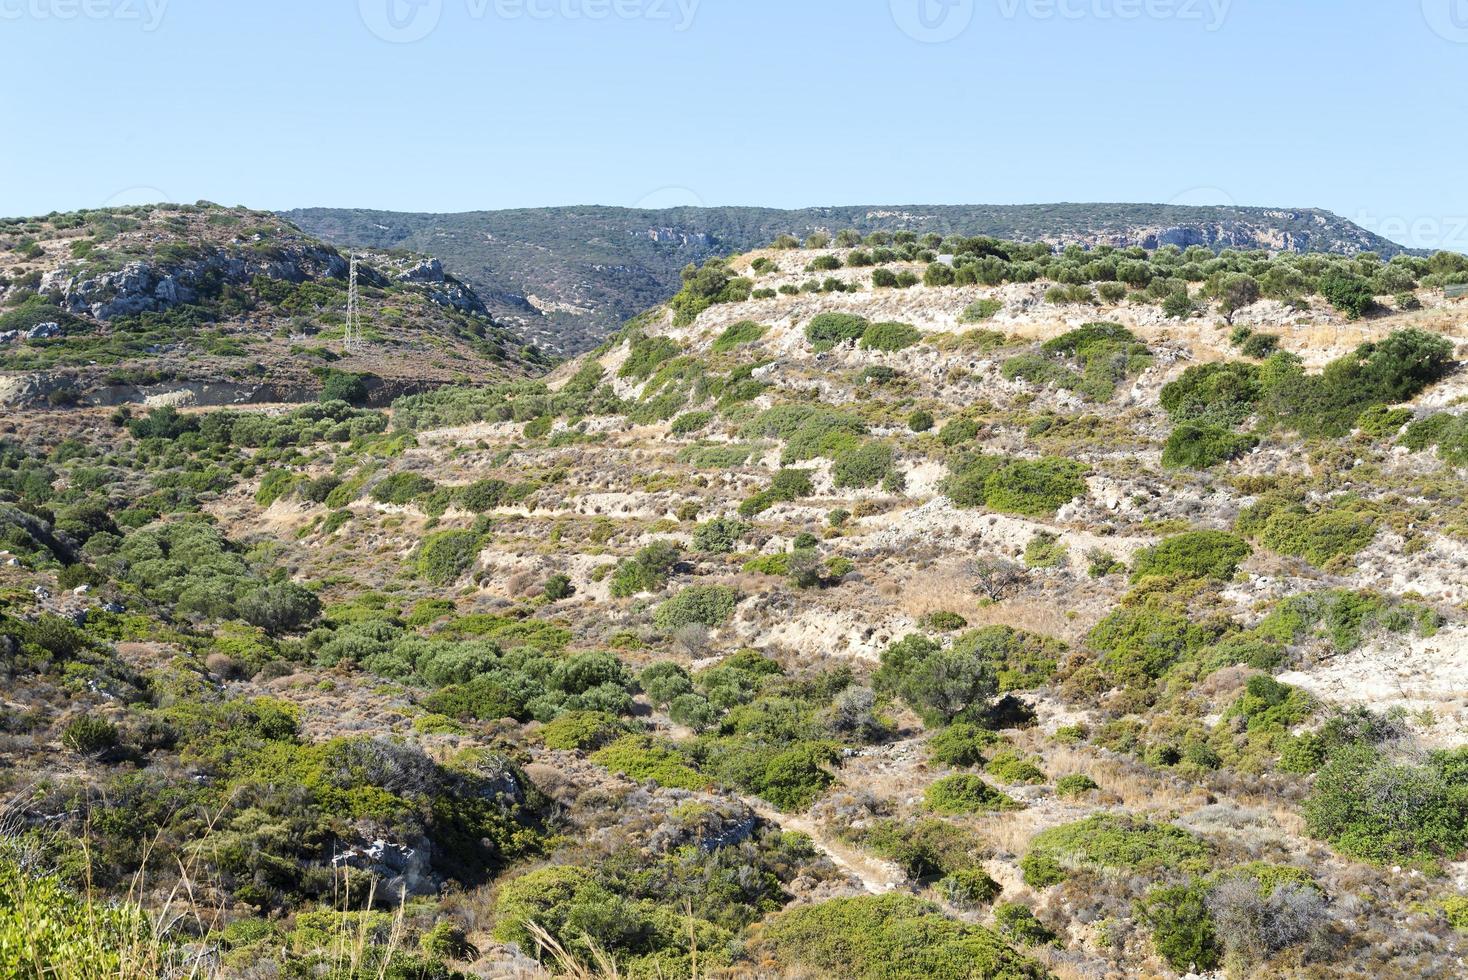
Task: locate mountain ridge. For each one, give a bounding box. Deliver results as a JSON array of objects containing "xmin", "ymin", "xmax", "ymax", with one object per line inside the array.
[{"xmin": 285, "ymin": 202, "xmax": 1416, "ymax": 353}]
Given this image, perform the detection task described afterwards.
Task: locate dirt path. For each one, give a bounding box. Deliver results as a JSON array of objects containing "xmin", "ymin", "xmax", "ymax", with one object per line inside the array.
[{"xmin": 752, "ymin": 805, "xmax": 905, "ymax": 894}]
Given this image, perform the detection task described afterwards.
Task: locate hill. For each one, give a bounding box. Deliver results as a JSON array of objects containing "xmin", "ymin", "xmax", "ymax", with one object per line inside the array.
[
  {"xmin": 3, "ymin": 229, "xmax": 1468, "ymax": 977},
  {"xmin": 0, "ymin": 202, "xmax": 547, "ymax": 409},
  {"xmin": 285, "ymin": 202, "xmax": 1415, "ymax": 353}
]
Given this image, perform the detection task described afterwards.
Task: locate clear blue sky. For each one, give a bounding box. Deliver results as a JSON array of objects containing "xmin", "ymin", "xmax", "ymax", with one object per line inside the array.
[{"xmin": 3, "ymin": 0, "xmax": 1465, "ymax": 250}]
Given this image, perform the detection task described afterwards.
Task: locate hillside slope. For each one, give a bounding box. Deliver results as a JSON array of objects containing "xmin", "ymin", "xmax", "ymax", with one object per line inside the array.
[
  {"xmin": 3, "ymin": 232, "xmax": 1467, "ymax": 977},
  {"xmin": 285, "ymin": 203, "xmax": 1415, "ymax": 353},
  {"xmin": 0, "ymin": 203, "xmax": 547, "ymax": 408}
]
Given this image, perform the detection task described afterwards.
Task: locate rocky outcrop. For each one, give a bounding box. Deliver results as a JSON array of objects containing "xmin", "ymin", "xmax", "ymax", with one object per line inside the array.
[
  {"xmin": 331, "ymin": 836, "xmax": 437, "ymax": 898},
  {"xmin": 41, "ymin": 244, "xmax": 348, "ymax": 322}
]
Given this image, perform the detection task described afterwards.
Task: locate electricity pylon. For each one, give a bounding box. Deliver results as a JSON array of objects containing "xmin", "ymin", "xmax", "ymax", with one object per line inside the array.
[{"xmin": 344, "ymin": 252, "xmax": 363, "ymax": 355}]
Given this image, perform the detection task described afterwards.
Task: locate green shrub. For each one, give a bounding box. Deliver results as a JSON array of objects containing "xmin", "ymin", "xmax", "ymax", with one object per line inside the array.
[
  {"xmin": 692, "ymin": 517, "xmax": 750, "ymax": 554},
  {"xmin": 61, "ymin": 716, "xmax": 119, "ymax": 754},
  {"xmin": 1228, "ymin": 675, "xmax": 1312, "ymax": 731},
  {"xmin": 927, "ymin": 723, "xmax": 1002, "ymax": 767},
  {"xmin": 670, "ymin": 411, "xmax": 712, "ymax": 436},
  {"xmin": 1135, "ymin": 881, "xmax": 1219, "ymax": 972},
  {"xmin": 833, "ymin": 441, "xmax": 895, "ymax": 489},
  {"xmin": 757, "ymin": 894, "xmax": 1050, "ymax": 980},
  {"xmin": 860, "ymin": 321, "xmax": 922, "ymax": 352},
  {"xmin": 1023, "ymin": 532, "xmax": 1067, "ymax": 569},
  {"xmin": 907, "ymin": 410, "xmax": 934, "ymax": 433},
  {"xmin": 1054, "ymin": 774, "xmax": 1099, "ymax": 798},
  {"xmin": 875, "ymin": 635, "xmax": 998, "ymax": 728},
  {"xmin": 993, "ymin": 904, "xmax": 1057, "ymax": 948},
  {"xmin": 923, "ymin": 774, "xmax": 1019, "ymax": 814},
  {"xmin": 371, "ymin": 472, "xmax": 436, "ymax": 505},
  {"xmin": 540, "ymin": 710, "xmax": 623, "ymax": 751},
  {"xmin": 591, "ymin": 736, "xmax": 708, "ymax": 790},
  {"xmin": 610, "ymin": 540, "xmax": 680, "ymax": 597},
  {"xmin": 1130, "ymin": 531, "xmax": 1250, "ymax": 582},
  {"xmin": 961, "ymin": 298, "xmax": 1003, "ymax": 322},
  {"xmin": 1162, "ymin": 290, "xmax": 1197, "ymax": 318},
  {"xmin": 1320, "ymin": 269, "xmax": 1375, "ymax": 319},
  {"xmin": 1401, "ymin": 412, "xmax": 1468, "ymax": 466},
  {"xmin": 668, "ymin": 260, "xmax": 750, "ymax": 324},
  {"xmin": 981, "ymin": 458, "xmax": 1088, "ymax": 517},
  {"xmin": 1302, "ymin": 745, "xmax": 1468, "ymax": 866},
  {"xmin": 710, "ymin": 319, "xmax": 768, "ymax": 353},
  {"xmin": 1087, "ymin": 601, "xmax": 1215, "ymax": 684},
  {"xmin": 1022, "ymin": 815, "xmax": 1211, "ymax": 886},
  {"xmin": 939, "ymin": 418, "xmax": 980, "ymax": 446},
  {"xmin": 937, "ymin": 868, "xmax": 1001, "ymax": 908},
  {"xmin": 543, "ymin": 574, "xmax": 573, "ymax": 601},
  {"xmin": 318, "ymin": 370, "xmax": 371, "ymax": 405},
  {"xmin": 1162, "ymin": 423, "xmax": 1258, "ymax": 469},
  {"xmin": 414, "ymin": 530, "xmax": 482, "ymax": 585},
  {"xmin": 237, "ymin": 582, "xmax": 321, "ymax": 635},
  {"xmin": 1160, "ymin": 361, "xmax": 1263, "ymax": 426},
  {"xmin": 1240, "ymin": 498, "xmax": 1377, "ymax": 566},
  {"xmin": 653, "ymin": 585, "xmax": 738, "ymax": 633},
  {"xmin": 805, "ymin": 313, "xmax": 869, "ymax": 351},
  {"xmin": 0, "ymin": 859, "xmax": 155, "ymax": 975},
  {"xmin": 985, "ymin": 751, "xmax": 1045, "ymax": 785}
]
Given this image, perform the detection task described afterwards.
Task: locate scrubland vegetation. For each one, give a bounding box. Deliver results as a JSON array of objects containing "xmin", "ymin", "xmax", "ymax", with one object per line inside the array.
[{"xmin": 3, "ymin": 215, "xmax": 1468, "ymax": 978}]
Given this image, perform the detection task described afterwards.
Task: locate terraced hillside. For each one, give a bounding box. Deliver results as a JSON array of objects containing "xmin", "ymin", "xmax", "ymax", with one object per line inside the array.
[
  {"xmin": 3, "ymin": 233, "xmax": 1468, "ymax": 978},
  {"xmin": 0, "ymin": 203, "xmax": 547, "ymax": 409}
]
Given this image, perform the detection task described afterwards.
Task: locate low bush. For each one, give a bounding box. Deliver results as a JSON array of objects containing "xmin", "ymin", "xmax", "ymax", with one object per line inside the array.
[
  {"xmin": 711, "ymin": 320, "xmax": 767, "ymax": 352},
  {"xmin": 993, "ymin": 903, "xmax": 1057, "ymax": 948},
  {"xmin": 927, "ymin": 722, "xmax": 1003, "ymax": 767},
  {"xmin": 1303, "ymin": 744, "xmax": 1468, "ymax": 866},
  {"xmin": 1130, "ymin": 531, "xmax": 1250, "ymax": 583},
  {"xmin": 653, "ymin": 585, "xmax": 739, "ymax": 633},
  {"xmin": 591, "ymin": 735, "xmax": 708, "ymax": 790},
  {"xmin": 860, "ymin": 321, "xmax": 922, "ymax": 352},
  {"xmin": 1054, "ymin": 774, "xmax": 1099, "ymax": 797},
  {"xmin": 923, "ymin": 774, "xmax": 1020, "ymax": 814},
  {"xmin": 833, "ymin": 441, "xmax": 895, "ymax": 489},
  {"xmin": 805, "ymin": 313, "xmax": 869, "ymax": 351},
  {"xmin": 961, "ymin": 298, "xmax": 1003, "ymax": 322},
  {"xmin": 979, "ymin": 458, "xmax": 1088, "ymax": 517},
  {"xmin": 757, "ymin": 894, "xmax": 1050, "ymax": 980},
  {"xmin": 937, "ymin": 868, "xmax": 1002, "ymax": 908},
  {"xmin": 1401, "ymin": 412, "xmax": 1468, "ymax": 466},
  {"xmin": 985, "ymin": 751, "xmax": 1045, "ymax": 785},
  {"xmin": 1022, "ymin": 815, "xmax": 1211, "ymax": 886},
  {"xmin": 1162, "ymin": 424, "xmax": 1258, "ymax": 469},
  {"xmin": 414, "ymin": 530, "xmax": 482, "ymax": 585}
]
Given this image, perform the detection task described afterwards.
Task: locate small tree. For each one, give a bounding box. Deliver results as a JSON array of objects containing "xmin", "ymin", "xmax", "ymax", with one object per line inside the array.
[
  {"xmin": 969, "ymin": 556, "xmax": 1026, "ymax": 602},
  {"xmin": 1212, "ymin": 273, "xmax": 1261, "ymax": 324}
]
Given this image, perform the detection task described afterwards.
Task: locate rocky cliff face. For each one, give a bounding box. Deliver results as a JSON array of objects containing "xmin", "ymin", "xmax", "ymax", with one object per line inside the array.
[{"xmin": 41, "ymin": 243, "xmax": 348, "ymax": 321}]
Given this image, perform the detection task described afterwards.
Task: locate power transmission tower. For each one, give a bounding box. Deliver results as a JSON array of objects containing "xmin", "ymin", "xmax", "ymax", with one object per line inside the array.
[{"xmin": 344, "ymin": 252, "xmax": 363, "ymax": 355}]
